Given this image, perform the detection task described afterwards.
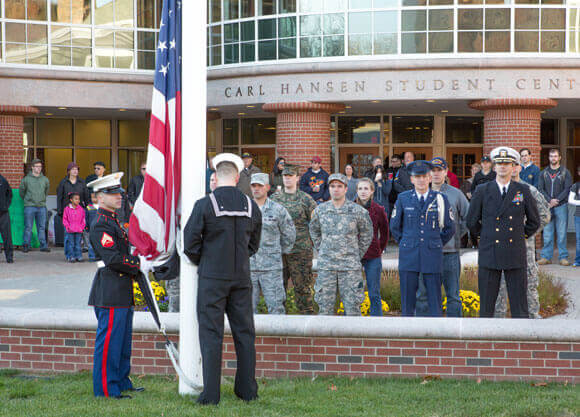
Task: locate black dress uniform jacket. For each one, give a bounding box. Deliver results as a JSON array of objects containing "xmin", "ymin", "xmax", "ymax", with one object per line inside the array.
[
  {"xmin": 184, "ymin": 186, "xmax": 262, "ymax": 280},
  {"xmin": 467, "ymin": 181, "xmax": 540, "ymax": 270},
  {"xmin": 88, "ymin": 208, "xmax": 140, "ymax": 307}
]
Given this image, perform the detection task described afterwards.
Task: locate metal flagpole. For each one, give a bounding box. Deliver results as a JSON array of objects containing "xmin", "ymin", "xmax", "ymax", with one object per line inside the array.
[{"xmin": 179, "ymin": 0, "xmax": 205, "ymax": 395}]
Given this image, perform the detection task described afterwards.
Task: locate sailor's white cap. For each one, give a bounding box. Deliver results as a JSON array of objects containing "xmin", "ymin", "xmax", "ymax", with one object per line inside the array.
[
  {"xmin": 212, "ymin": 153, "xmax": 244, "ymax": 173},
  {"xmin": 491, "ymin": 147, "xmax": 519, "ymax": 164}
]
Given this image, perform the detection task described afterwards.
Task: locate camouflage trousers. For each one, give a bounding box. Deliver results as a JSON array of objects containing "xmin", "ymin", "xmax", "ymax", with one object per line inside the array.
[
  {"xmin": 283, "ymin": 251, "xmax": 314, "ymax": 314},
  {"xmin": 315, "ymin": 269, "xmax": 365, "ymax": 316},
  {"xmin": 251, "ymin": 270, "xmax": 286, "ymax": 314},
  {"xmin": 495, "ymin": 240, "xmax": 541, "ymax": 319},
  {"xmin": 166, "ymin": 276, "xmax": 180, "ymax": 313}
]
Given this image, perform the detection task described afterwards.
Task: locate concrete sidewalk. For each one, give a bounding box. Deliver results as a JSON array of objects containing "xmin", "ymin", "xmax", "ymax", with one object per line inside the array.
[
  {"xmin": 0, "ymin": 248, "xmax": 95, "ymax": 310},
  {"xmin": 0, "ymin": 244, "xmax": 578, "ymax": 318}
]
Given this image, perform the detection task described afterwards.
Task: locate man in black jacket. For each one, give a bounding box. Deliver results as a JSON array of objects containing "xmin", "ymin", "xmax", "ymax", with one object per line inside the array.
[
  {"xmin": 127, "ymin": 163, "xmax": 146, "ymax": 208},
  {"xmin": 393, "ymin": 151, "xmax": 414, "ymax": 194},
  {"xmin": 467, "ymin": 147, "xmax": 540, "ymax": 318},
  {"xmin": 0, "ymin": 173, "xmax": 13, "ymax": 263},
  {"xmin": 184, "ymin": 153, "xmax": 262, "ymax": 405},
  {"xmin": 87, "ymin": 172, "xmax": 142, "ymax": 399},
  {"xmin": 470, "ymin": 155, "xmax": 496, "ymax": 192}
]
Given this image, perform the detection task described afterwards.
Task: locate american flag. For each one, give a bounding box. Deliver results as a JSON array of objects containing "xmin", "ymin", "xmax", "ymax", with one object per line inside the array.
[{"xmin": 129, "ymin": 0, "xmax": 182, "ymax": 259}]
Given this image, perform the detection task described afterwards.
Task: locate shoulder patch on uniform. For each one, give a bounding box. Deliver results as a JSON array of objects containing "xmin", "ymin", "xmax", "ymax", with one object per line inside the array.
[
  {"xmin": 101, "ymin": 232, "xmax": 114, "ymax": 248},
  {"xmin": 512, "ymin": 191, "xmax": 524, "ymax": 203}
]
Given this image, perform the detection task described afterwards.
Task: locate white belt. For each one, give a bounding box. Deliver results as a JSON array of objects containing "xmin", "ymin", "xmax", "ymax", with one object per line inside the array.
[{"xmin": 97, "ymin": 261, "xmax": 105, "ymax": 268}]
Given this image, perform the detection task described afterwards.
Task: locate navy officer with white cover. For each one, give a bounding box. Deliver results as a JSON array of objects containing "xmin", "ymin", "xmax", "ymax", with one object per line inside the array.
[
  {"xmin": 87, "ymin": 172, "xmax": 143, "ymax": 399},
  {"xmin": 467, "ymin": 146, "xmax": 540, "ymax": 318},
  {"xmin": 184, "ymin": 153, "xmax": 262, "ymax": 405},
  {"xmin": 390, "ymin": 160, "xmax": 455, "ymax": 317}
]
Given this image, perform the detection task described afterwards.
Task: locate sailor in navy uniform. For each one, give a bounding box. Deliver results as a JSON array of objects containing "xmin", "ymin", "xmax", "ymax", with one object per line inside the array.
[
  {"xmin": 390, "ymin": 161, "xmax": 455, "ymax": 317},
  {"xmin": 87, "ymin": 172, "xmax": 143, "ymax": 399},
  {"xmin": 184, "ymin": 153, "xmax": 262, "ymax": 405},
  {"xmin": 467, "ymin": 147, "xmax": 540, "ymax": 318}
]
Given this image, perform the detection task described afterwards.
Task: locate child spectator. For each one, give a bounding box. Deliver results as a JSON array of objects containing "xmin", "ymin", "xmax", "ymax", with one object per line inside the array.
[
  {"xmin": 86, "ymin": 192, "xmax": 99, "ymax": 262},
  {"xmin": 62, "ymin": 192, "xmax": 86, "ymax": 262}
]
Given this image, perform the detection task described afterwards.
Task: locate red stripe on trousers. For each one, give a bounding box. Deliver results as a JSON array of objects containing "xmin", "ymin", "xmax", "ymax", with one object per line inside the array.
[{"xmin": 102, "ymin": 308, "xmax": 115, "ymax": 397}]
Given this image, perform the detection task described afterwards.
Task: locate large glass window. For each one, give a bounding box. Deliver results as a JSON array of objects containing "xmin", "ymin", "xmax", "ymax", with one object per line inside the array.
[
  {"xmin": 445, "ymin": 117, "xmax": 483, "ymax": 144},
  {"xmin": 25, "ymin": 118, "xmax": 147, "ymax": 193},
  {"xmin": 338, "ymin": 116, "xmax": 381, "ymax": 144},
  {"xmin": 258, "ymin": 18, "xmax": 277, "ymax": 60},
  {"xmin": 241, "ymin": 118, "xmax": 277, "ymax": 144},
  {"xmin": 119, "ymin": 120, "xmax": 149, "ymax": 147},
  {"xmin": 223, "ymin": 119, "xmax": 239, "ymax": 146},
  {"xmin": 392, "ymin": 116, "xmax": 433, "ymax": 143}
]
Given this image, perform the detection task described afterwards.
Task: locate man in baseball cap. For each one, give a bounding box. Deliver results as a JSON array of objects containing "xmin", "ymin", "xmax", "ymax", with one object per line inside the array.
[
  {"xmin": 237, "ymin": 152, "xmax": 261, "ymax": 197},
  {"xmin": 309, "ymin": 171, "xmax": 373, "ymax": 316},
  {"xmin": 471, "ymin": 154, "xmax": 496, "ymax": 193},
  {"xmin": 271, "ymin": 164, "xmax": 318, "ymax": 314},
  {"xmin": 299, "ymin": 155, "xmax": 330, "ymax": 204},
  {"xmin": 249, "ymin": 172, "xmax": 296, "ymax": 315}
]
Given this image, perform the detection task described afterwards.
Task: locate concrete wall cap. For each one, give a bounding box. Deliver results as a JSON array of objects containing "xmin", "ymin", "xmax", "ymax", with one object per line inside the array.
[{"xmin": 0, "ymin": 308, "xmax": 578, "ymax": 342}]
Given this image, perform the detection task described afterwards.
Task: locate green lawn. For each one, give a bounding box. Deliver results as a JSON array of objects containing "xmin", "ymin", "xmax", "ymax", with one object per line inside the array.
[{"xmin": 0, "ymin": 370, "xmax": 578, "ymax": 417}]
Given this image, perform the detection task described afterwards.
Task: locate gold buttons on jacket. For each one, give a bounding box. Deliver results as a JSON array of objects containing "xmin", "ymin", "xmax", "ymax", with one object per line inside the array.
[
  {"xmin": 495, "ymin": 240, "xmax": 499, "ymax": 243},
  {"xmin": 496, "ymin": 217, "xmax": 500, "ymax": 220},
  {"xmin": 509, "ymin": 216, "xmax": 513, "ymax": 220},
  {"xmin": 496, "ymin": 228, "xmax": 499, "ymax": 232},
  {"xmin": 509, "ymin": 239, "xmax": 513, "ymax": 242},
  {"xmin": 509, "ymin": 227, "xmax": 513, "ymax": 231}
]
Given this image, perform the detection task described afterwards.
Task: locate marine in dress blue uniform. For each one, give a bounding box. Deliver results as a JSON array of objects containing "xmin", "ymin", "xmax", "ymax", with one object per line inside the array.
[
  {"xmin": 390, "ymin": 161, "xmax": 455, "ymax": 317},
  {"xmin": 87, "ymin": 173, "xmax": 142, "ymax": 399},
  {"xmin": 467, "ymin": 147, "xmax": 540, "ymax": 318}
]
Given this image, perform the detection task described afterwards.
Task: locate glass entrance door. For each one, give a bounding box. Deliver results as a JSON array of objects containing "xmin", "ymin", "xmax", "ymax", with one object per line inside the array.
[
  {"xmin": 339, "ymin": 147, "xmax": 380, "ymax": 177},
  {"xmin": 391, "ymin": 147, "xmax": 433, "ymax": 163},
  {"xmin": 446, "ymin": 147, "xmax": 482, "ymax": 187},
  {"xmin": 241, "ymin": 147, "xmax": 275, "ymax": 173}
]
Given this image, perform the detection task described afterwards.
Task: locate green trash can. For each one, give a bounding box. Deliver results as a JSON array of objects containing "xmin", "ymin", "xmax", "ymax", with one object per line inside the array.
[{"xmin": 0, "ymin": 190, "xmax": 40, "ymax": 248}]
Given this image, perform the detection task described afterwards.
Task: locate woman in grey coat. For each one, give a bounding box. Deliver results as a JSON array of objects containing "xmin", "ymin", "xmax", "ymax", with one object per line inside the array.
[{"xmin": 344, "ymin": 164, "xmax": 359, "ymax": 201}]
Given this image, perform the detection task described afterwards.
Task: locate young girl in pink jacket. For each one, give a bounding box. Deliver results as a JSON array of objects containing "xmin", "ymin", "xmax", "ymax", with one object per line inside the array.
[{"xmin": 62, "ymin": 192, "xmax": 86, "ymax": 262}]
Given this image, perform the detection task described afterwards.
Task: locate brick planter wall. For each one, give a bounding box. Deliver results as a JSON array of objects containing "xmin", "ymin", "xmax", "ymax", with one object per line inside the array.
[
  {"xmin": 263, "ymin": 102, "xmax": 344, "ymax": 174},
  {"xmin": 1, "ymin": 328, "xmax": 578, "ymax": 383}
]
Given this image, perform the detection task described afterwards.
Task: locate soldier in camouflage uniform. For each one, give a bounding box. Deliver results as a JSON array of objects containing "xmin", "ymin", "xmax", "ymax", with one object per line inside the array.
[
  {"xmin": 249, "ymin": 173, "xmax": 296, "ymax": 314},
  {"xmin": 271, "ymin": 165, "xmax": 318, "ymax": 314},
  {"xmin": 495, "ymin": 162, "xmax": 550, "ymax": 319},
  {"xmin": 309, "ymin": 173, "xmax": 373, "ymax": 316}
]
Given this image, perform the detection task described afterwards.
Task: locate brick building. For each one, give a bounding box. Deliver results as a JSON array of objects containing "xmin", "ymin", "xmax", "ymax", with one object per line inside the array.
[{"xmin": 1, "ymin": 0, "xmax": 580, "ymax": 212}]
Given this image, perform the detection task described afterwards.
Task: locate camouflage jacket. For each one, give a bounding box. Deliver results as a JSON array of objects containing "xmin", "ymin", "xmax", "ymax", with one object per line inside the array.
[
  {"xmin": 525, "ymin": 183, "xmax": 551, "ymax": 247},
  {"xmin": 271, "ymin": 189, "xmax": 317, "ymax": 254},
  {"xmin": 309, "ymin": 200, "xmax": 373, "ymax": 271},
  {"xmin": 250, "ymin": 198, "xmax": 296, "ymax": 271}
]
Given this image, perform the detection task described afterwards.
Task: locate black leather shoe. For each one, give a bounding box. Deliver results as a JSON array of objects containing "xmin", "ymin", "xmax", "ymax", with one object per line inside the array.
[
  {"xmin": 22, "ymin": 246, "xmax": 29, "ymax": 253},
  {"xmin": 6, "ymin": 258, "xmax": 13, "ymax": 264},
  {"xmin": 114, "ymin": 394, "xmax": 132, "ymax": 400},
  {"xmin": 40, "ymin": 247, "xmax": 51, "ymax": 252},
  {"xmin": 128, "ymin": 387, "xmax": 145, "ymax": 392}
]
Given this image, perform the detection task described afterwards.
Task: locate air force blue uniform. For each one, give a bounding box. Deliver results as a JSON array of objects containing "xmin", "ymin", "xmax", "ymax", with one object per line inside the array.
[{"xmin": 391, "ymin": 188, "xmax": 455, "ymax": 317}]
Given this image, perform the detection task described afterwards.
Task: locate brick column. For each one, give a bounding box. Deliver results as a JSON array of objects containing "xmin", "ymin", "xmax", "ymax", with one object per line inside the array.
[
  {"xmin": 469, "ymin": 98, "xmax": 557, "ymax": 164},
  {"xmin": 0, "ymin": 105, "xmax": 38, "ymax": 187},
  {"xmin": 262, "ymin": 102, "xmax": 345, "ymax": 173}
]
